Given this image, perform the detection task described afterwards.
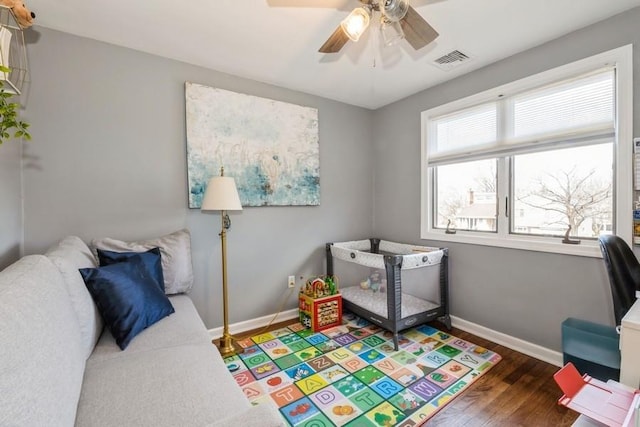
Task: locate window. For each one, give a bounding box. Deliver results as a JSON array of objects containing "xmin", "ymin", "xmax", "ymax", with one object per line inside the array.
[
  {"xmin": 421, "ymin": 45, "xmax": 633, "ymax": 257},
  {"xmin": 512, "ymin": 144, "xmax": 613, "ymax": 239},
  {"xmin": 435, "ymin": 159, "xmax": 497, "ymax": 232}
]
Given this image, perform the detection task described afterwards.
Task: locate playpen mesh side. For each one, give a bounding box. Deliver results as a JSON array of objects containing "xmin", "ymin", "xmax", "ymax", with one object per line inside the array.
[
  {"xmin": 340, "ymin": 287, "xmax": 439, "ymax": 318},
  {"xmin": 330, "ymin": 240, "xmax": 445, "ymax": 319}
]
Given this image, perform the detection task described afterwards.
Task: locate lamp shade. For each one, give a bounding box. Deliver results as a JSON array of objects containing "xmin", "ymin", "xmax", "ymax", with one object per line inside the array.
[
  {"xmin": 380, "ymin": 16, "xmax": 405, "ymax": 46},
  {"xmin": 201, "ymin": 176, "xmax": 243, "ymax": 211},
  {"xmin": 341, "ymin": 7, "xmax": 370, "ymax": 42}
]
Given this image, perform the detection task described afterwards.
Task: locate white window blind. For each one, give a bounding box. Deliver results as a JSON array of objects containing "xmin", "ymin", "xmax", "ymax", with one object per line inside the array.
[
  {"xmin": 511, "ymin": 70, "xmax": 614, "ymax": 141},
  {"xmin": 429, "ymin": 103, "xmax": 497, "ymax": 158},
  {"xmin": 427, "ymin": 68, "xmax": 615, "ymax": 166}
]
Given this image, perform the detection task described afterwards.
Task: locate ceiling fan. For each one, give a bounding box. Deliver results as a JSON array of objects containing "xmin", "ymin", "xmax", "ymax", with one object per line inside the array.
[{"xmin": 319, "ymin": 0, "xmax": 439, "ymax": 53}]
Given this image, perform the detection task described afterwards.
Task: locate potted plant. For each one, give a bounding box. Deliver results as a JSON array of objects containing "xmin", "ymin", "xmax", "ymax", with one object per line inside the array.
[{"xmin": 0, "ymin": 64, "xmax": 29, "ymax": 144}]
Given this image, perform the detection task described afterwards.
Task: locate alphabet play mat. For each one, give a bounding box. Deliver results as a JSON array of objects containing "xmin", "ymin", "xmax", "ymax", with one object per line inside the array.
[{"xmin": 224, "ymin": 313, "xmax": 502, "ymax": 426}]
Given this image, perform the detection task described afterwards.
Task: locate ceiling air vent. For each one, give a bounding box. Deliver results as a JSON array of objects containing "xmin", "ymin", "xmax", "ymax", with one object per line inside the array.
[{"xmin": 431, "ymin": 50, "xmax": 471, "ymax": 71}]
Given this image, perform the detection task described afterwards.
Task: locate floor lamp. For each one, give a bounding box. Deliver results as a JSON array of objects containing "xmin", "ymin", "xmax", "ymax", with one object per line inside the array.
[{"xmin": 201, "ymin": 167, "xmax": 243, "ymax": 357}]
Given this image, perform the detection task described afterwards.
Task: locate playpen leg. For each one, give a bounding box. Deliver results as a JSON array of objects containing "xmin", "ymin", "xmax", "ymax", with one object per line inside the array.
[
  {"xmin": 393, "ymin": 333, "xmax": 399, "ymax": 351},
  {"xmin": 440, "ymin": 314, "xmax": 452, "ymax": 331}
]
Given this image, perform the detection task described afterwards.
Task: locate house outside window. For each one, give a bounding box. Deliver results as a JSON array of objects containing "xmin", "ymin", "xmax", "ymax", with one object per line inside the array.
[{"xmin": 421, "ymin": 45, "xmax": 633, "ymax": 257}]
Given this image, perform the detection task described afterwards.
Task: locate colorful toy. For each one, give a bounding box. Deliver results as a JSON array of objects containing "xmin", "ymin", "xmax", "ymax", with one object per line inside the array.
[
  {"xmin": 361, "ymin": 270, "xmax": 386, "ymax": 293},
  {"xmin": 302, "ymin": 275, "xmax": 338, "ymax": 298},
  {"xmin": 299, "ymin": 275, "xmax": 342, "ymax": 331},
  {"xmin": 0, "ymin": 0, "xmax": 35, "ymax": 29},
  {"xmin": 326, "ymin": 275, "xmax": 337, "ymax": 295},
  {"xmin": 299, "ymin": 293, "xmax": 342, "ymax": 332},
  {"xmin": 300, "ymin": 314, "xmax": 311, "ymax": 328}
]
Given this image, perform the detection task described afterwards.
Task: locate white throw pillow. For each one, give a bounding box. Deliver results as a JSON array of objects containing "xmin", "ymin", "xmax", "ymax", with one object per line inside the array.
[{"xmin": 91, "ymin": 229, "xmax": 194, "ymax": 295}]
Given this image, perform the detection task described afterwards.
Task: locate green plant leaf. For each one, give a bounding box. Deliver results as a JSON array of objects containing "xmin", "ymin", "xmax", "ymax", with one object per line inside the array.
[{"xmin": 0, "ymin": 78, "xmax": 32, "ymax": 144}]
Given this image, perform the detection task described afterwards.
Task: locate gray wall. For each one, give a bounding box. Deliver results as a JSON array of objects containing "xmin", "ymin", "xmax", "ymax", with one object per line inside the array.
[
  {"xmin": 372, "ymin": 8, "xmax": 640, "ymax": 351},
  {"xmin": 0, "ymin": 141, "xmax": 21, "ymax": 270},
  {"xmin": 9, "ymin": 9, "xmax": 640, "ymax": 351},
  {"xmin": 21, "ymin": 28, "xmax": 374, "ymax": 327}
]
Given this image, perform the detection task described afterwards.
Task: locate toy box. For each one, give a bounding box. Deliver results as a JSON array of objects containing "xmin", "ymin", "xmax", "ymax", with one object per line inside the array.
[{"xmin": 299, "ymin": 294, "xmax": 342, "ymax": 332}]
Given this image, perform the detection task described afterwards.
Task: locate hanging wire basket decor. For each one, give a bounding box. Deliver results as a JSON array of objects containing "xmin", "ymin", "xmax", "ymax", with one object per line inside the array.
[{"xmin": 0, "ymin": 5, "xmax": 28, "ymax": 94}]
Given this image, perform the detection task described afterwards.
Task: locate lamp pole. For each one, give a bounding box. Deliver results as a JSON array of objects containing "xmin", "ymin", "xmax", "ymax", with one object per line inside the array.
[
  {"xmin": 202, "ymin": 166, "xmax": 243, "ymax": 357},
  {"xmin": 217, "ymin": 208, "xmax": 240, "ymax": 356}
]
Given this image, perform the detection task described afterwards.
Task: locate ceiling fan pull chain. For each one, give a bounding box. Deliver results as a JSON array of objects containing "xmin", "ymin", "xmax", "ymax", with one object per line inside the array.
[{"xmin": 371, "ymin": 20, "xmax": 377, "ymax": 68}]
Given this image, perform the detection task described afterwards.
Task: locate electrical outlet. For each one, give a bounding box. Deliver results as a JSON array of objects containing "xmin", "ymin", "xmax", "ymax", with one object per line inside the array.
[{"xmin": 287, "ymin": 275, "xmax": 296, "ymax": 288}]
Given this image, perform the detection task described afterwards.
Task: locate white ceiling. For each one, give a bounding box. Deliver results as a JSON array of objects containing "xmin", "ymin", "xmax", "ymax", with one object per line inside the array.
[{"xmin": 25, "ymin": 0, "xmax": 640, "ymax": 109}]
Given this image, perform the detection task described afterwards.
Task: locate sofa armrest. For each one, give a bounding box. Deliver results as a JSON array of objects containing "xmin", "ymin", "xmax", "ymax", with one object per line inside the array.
[{"xmin": 205, "ymin": 402, "xmax": 284, "ymax": 427}]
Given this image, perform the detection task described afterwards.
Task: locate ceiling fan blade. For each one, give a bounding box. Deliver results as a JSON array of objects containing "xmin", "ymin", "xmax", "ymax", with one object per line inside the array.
[
  {"xmin": 319, "ymin": 25, "xmax": 350, "ymax": 53},
  {"xmin": 400, "ymin": 5, "xmax": 439, "ymax": 50}
]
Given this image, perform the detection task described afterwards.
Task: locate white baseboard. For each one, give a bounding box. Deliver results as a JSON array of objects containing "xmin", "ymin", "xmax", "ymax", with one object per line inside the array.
[
  {"xmin": 208, "ymin": 310, "xmax": 563, "ymax": 367},
  {"xmin": 208, "ymin": 308, "xmax": 299, "ymax": 340},
  {"xmin": 451, "ymin": 315, "xmax": 563, "ymax": 367}
]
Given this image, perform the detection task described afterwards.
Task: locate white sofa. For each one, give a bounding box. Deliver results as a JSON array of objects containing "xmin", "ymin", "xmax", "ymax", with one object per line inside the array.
[{"xmin": 0, "ymin": 236, "xmax": 283, "ymax": 426}]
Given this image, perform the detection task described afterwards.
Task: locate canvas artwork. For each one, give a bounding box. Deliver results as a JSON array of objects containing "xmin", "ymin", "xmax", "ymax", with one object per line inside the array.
[{"xmin": 185, "ymin": 82, "xmax": 320, "ymax": 208}]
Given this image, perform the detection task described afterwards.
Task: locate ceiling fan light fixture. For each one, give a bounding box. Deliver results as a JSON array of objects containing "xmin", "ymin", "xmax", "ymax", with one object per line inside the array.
[
  {"xmin": 340, "ymin": 7, "xmax": 371, "ymax": 42},
  {"xmin": 381, "ymin": 0, "xmax": 409, "ymax": 22},
  {"xmin": 380, "ymin": 16, "xmax": 405, "ymax": 46}
]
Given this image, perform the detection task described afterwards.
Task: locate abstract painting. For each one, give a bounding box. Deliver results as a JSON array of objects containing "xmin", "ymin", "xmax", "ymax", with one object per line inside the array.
[{"xmin": 185, "ymin": 82, "xmax": 320, "ymax": 208}]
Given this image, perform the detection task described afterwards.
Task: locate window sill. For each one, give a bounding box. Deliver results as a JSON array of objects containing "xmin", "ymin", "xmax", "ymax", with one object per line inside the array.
[{"xmin": 421, "ymin": 230, "xmax": 603, "ymax": 258}]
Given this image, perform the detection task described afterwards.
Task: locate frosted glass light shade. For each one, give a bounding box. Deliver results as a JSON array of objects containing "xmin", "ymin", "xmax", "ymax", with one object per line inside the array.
[
  {"xmin": 380, "ymin": 17, "xmax": 405, "ymax": 46},
  {"xmin": 201, "ymin": 176, "xmax": 243, "ymax": 211},
  {"xmin": 341, "ymin": 7, "xmax": 370, "ymax": 42}
]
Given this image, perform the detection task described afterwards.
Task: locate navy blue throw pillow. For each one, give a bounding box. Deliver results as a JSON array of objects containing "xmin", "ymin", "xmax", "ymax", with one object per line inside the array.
[
  {"xmin": 97, "ymin": 247, "xmax": 165, "ymax": 292},
  {"xmin": 79, "ymin": 256, "xmax": 174, "ymax": 350}
]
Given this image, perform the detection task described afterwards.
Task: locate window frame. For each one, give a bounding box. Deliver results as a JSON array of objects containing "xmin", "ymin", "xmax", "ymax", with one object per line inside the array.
[{"xmin": 420, "ymin": 45, "xmax": 633, "ymax": 257}]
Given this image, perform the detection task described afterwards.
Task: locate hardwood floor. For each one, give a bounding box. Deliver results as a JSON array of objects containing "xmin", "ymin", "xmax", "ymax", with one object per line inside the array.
[
  {"xmin": 239, "ymin": 318, "xmax": 579, "ymax": 427},
  {"xmin": 426, "ymin": 321, "xmax": 578, "ymax": 427}
]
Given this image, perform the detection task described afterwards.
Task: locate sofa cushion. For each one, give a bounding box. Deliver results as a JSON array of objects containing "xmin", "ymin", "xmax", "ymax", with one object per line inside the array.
[
  {"xmin": 97, "ymin": 247, "xmax": 165, "ymax": 291},
  {"xmin": 91, "ymin": 229, "xmax": 194, "ymax": 294},
  {"xmin": 45, "ymin": 235, "xmax": 103, "ymax": 360},
  {"xmin": 206, "ymin": 404, "xmax": 284, "ymax": 427},
  {"xmin": 0, "ymin": 255, "xmax": 85, "ymax": 427},
  {"xmin": 77, "ymin": 344, "xmax": 251, "ymax": 427},
  {"xmin": 89, "ymin": 295, "xmax": 211, "ymax": 363},
  {"xmin": 80, "ymin": 257, "xmax": 175, "ymax": 350}
]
